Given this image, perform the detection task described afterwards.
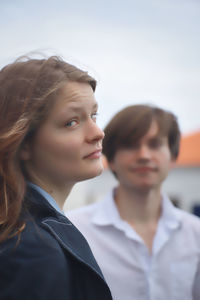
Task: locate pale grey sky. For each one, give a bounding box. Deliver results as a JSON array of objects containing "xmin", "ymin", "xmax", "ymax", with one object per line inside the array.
[{"xmin": 1, "ymin": 0, "xmax": 200, "ymax": 134}]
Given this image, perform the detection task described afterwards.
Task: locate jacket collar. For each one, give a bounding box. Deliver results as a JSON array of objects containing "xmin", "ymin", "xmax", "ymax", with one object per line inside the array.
[
  {"xmin": 27, "ymin": 182, "xmax": 64, "ymax": 215},
  {"xmin": 25, "ymin": 187, "xmax": 105, "ymax": 282}
]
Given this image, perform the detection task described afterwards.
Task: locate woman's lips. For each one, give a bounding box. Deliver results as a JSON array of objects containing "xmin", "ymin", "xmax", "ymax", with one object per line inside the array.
[{"xmin": 84, "ymin": 149, "xmax": 102, "ymax": 159}]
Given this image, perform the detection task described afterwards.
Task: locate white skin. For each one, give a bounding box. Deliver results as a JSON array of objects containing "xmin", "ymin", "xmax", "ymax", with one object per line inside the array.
[
  {"xmin": 109, "ymin": 121, "xmax": 176, "ymax": 252},
  {"xmin": 20, "ymin": 81, "xmax": 104, "ymax": 209}
]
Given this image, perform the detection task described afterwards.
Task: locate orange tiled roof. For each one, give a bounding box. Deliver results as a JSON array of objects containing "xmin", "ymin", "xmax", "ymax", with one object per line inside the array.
[{"xmin": 176, "ymin": 130, "xmax": 200, "ymax": 166}]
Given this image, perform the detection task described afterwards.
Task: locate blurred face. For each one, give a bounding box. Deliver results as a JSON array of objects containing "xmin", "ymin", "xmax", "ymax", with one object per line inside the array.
[
  {"xmin": 109, "ymin": 121, "xmax": 175, "ymax": 192},
  {"xmin": 21, "ymin": 81, "xmax": 104, "ymax": 188}
]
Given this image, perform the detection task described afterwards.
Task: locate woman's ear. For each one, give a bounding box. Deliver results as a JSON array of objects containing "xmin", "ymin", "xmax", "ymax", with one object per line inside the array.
[{"xmin": 19, "ymin": 142, "xmax": 31, "ymax": 161}]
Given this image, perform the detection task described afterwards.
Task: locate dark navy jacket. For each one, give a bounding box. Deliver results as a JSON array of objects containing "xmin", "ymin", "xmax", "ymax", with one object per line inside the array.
[{"xmin": 0, "ymin": 188, "xmax": 113, "ymax": 300}]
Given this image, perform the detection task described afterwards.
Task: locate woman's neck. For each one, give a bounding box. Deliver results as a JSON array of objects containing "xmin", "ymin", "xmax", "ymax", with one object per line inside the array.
[{"xmin": 30, "ymin": 178, "xmax": 73, "ymax": 210}]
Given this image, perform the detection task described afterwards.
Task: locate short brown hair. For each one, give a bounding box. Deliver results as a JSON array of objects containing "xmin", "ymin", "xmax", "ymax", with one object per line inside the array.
[
  {"xmin": 102, "ymin": 104, "xmax": 181, "ymax": 162},
  {"xmin": 0, "ymin": 55, "xmax": 96, "ymax": 242}
]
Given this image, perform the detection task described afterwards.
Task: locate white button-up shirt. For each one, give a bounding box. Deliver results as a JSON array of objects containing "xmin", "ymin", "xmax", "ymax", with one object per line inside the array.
[{"xmin": 67, "ymin": 190, "xmax": 200, "ymax": 300}]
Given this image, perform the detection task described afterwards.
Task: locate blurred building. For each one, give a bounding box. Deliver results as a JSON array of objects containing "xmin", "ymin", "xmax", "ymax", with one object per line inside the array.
[
  {"xmin": 64, "ymin": 130, "xmax": 200, "ymax": 215},
  {"xmin": 164, "ymin": 130, "xmax": 200, "ymax": 214}
]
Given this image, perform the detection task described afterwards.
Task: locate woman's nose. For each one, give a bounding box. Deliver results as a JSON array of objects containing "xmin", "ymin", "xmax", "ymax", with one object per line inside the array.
[{"xmin": 86, "ymin": 120, "xmax": 105, "ymax": 143}]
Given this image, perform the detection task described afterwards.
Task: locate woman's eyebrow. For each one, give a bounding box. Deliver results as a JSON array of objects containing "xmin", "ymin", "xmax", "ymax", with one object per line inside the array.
[
  {"xmin": 60, "ymin": 102, "xmax": 98, "ymax": 116},
  {"xmin": 66, "ymin": 101, "xmax": 98, "ymax": 110}
]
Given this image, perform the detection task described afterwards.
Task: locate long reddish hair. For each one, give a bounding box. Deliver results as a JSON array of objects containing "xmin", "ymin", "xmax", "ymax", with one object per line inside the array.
[{"xmin": 0, "ymin": 55, "xmax": 96, "ymax": 242}]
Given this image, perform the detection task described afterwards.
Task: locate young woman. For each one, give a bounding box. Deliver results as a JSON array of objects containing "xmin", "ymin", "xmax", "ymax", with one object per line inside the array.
[{"xmin": 0, "ymin": 56, "xmax": 112, "ymax": 299}]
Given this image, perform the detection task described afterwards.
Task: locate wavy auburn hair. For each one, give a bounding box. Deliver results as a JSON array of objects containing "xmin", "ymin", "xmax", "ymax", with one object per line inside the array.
[{"xmin": 0, "ymin": 55, "xmax": 96, "ymax": 242}]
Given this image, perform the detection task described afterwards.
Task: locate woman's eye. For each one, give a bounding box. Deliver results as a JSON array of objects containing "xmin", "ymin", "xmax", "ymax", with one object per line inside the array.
[
  {"xmin": 65, "ymin": 120, "xmax": 78, "ymax": 127},
  {"xmin": 91, "ymin": 112, "xmax": 98, "ymax": 122}
]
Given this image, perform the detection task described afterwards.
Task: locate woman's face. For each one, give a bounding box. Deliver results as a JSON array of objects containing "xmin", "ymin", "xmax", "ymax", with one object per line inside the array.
[{"xmin": 21, "ymin": 81, "xmax": 104, "ymax": 188}]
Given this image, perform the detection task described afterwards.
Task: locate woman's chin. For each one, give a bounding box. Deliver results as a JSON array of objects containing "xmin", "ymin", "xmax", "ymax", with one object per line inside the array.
[{"xmin": 79, "ymin": 164, "xmax": 104, "ymax": 182}]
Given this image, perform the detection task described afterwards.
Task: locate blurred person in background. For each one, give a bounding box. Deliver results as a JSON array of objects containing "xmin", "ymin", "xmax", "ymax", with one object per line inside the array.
[
  {"xmin": 0, "ymin": 55, "xmax": 113, "ymax": 300},
  {"xmin": 67, "ymin": 104, "xmax": 200, "ymax": 300}
]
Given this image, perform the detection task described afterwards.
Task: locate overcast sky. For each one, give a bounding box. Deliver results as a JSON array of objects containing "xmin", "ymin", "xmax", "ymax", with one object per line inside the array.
[{"xmin": 1, "ymin": 0, "xmax": 200, "ymax": 134}]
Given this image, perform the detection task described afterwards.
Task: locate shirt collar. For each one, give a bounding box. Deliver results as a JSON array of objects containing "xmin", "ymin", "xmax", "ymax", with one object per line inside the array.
[
  {"xmin": 159, "ymin": 193, "xmax": 182, "ymax": 230},
  {"xmin": 91, "ymin": 188, "xmax": 182, "ymax": 230},
  {"xmin": 27, "ymin": 182, "xmax": 64, "ymax": 215},
  {"xmin": 91, "ymin": 188, "xmax": 121, "ymax": 226}
]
